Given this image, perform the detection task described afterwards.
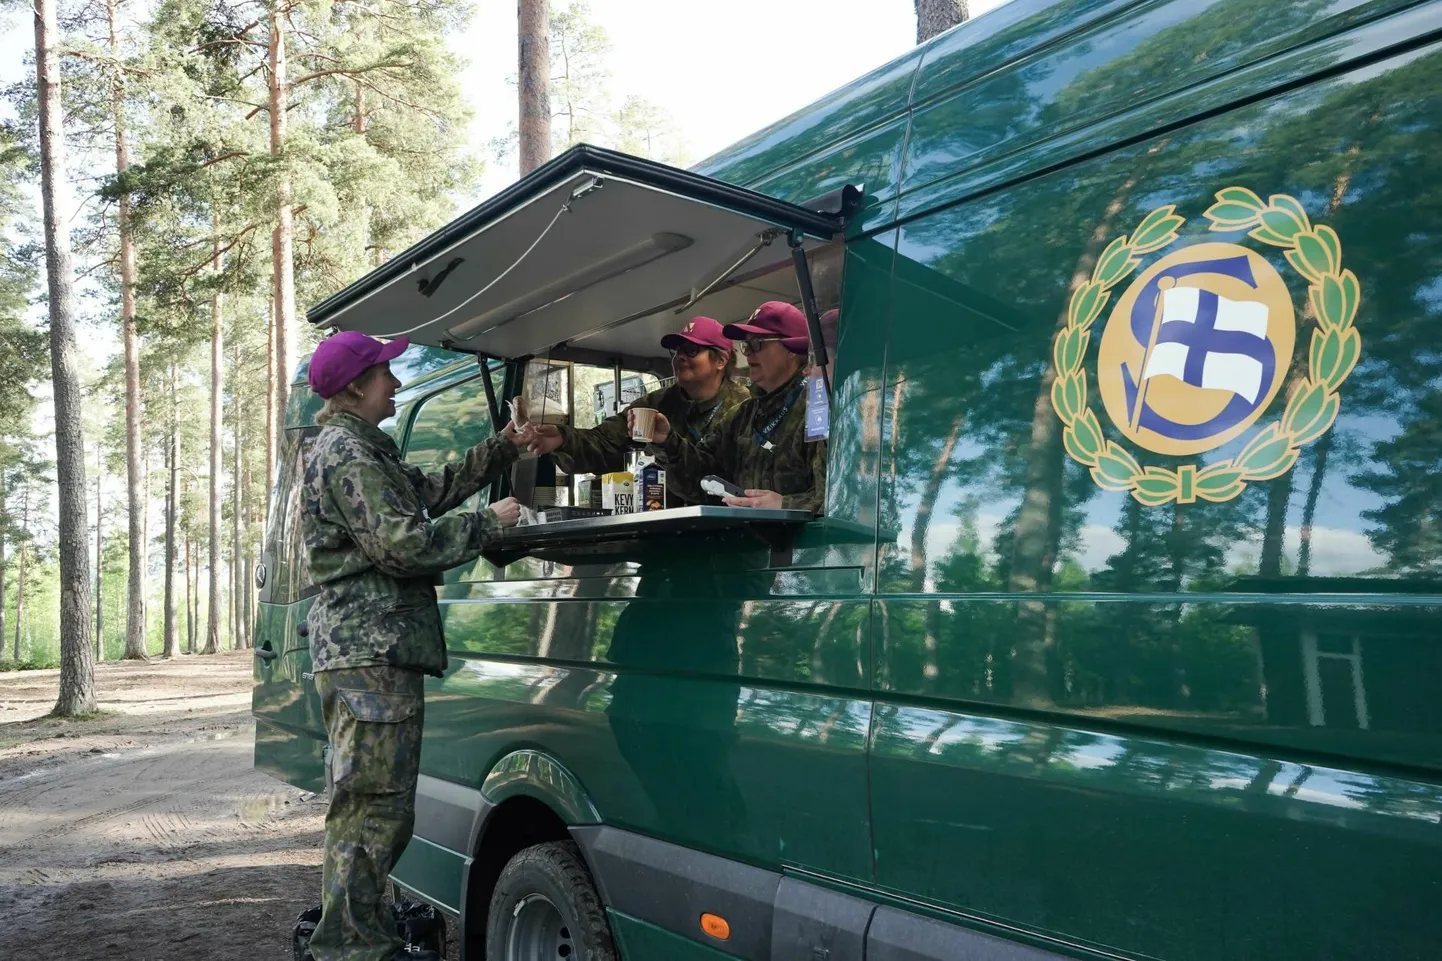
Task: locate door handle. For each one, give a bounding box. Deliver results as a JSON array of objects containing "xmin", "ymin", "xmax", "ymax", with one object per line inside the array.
[{"xmin": 255, "ymin": 642, "xmax": 278, "ymax": 662}]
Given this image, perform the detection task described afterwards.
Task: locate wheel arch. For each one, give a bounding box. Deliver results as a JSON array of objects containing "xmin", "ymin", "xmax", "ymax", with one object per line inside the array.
[{"xmin": 456, "ymin": 750, "xmax": 603, "ymax": 961}]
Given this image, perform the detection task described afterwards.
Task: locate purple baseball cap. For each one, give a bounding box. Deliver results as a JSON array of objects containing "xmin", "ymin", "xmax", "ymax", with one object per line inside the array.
[
  {"xmin": 307, "ymin": 330, "xmax": 409, "ymax": 399},
  {"xmin": 660, "ymin": 316, "xmax": 732, "ymax": 353},
  {"xmin": 724, "ymin": 301, "xmax": 810, "ymax": 354}
]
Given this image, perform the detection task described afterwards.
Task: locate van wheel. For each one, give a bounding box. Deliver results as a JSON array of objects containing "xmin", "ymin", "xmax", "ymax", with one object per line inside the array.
[{"xmin": 485, "ymin": 840, "xmax": 617, "ymax": 961}]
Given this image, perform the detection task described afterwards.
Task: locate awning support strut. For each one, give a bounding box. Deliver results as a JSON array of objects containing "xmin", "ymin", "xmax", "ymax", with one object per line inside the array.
[{"xmin": 788, "ymin": 230, "xmax": 831, "ymax": 398}]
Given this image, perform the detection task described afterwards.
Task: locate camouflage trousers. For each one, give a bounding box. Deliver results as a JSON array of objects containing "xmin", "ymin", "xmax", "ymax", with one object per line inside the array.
[{"xmin": 310, "ymin": 666, "xmax": 425, "ymax": 961}]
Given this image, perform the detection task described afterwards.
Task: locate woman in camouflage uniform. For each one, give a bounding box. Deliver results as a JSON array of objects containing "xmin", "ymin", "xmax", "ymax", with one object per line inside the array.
[{"xmin": 301, "ymin": 331, "xmax": 522, "ymax": 961}]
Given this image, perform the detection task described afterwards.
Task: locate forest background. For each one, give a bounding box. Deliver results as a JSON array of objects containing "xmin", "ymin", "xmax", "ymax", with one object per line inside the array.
[{"xmin": 0, "ymin": 0, "xmax": 983, "ymax": 685}]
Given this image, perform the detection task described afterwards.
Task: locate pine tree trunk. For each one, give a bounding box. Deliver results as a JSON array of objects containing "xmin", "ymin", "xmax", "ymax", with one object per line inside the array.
[
  {"xmin": 242, "ymin": 461, "xmax": 254, "ymax": 644},
  {"xmin": 1, "ymin": 469, "xmax": 7, "ymax": 655},
  {"xmin": 95, "ymin": 445, "xmax": 104, "ymax": 663},
  {"xmin": 112, "ymin": 0, "xmax": 146, "ymax": 662},
  {"xmin": 205, "ymin": 229, "xmax": 223, "ymax": 655},
  {"xmin": 915, "ymin": 0, "xmax": 969, "ymax": 43},
  {"xmin": 185, "ymin": 535, "xmax": 194, "ymax": 654},
  {"xmin": 269, "ymin": 0, "xmax": 295, "ymax": 497},
  {"xmin": 36, "ymin": 0, "xmax": 95, "ymax": 714},
  {"xmin": 266, "ymin": 297, "xmax": 276, "ymax": 524},
  {"xmin": 142, "ymin": 444, "xmax": 150, "ymax": 646},
  {"xmin": 13, "ymin": 544, "xmax": 24, "ymax": 661},
  {"xmin": 232, "ymin": 336, "xmax": 245, "ymax": 649},
  {"xmin": 163, "ymin": 363, "xmax": 179, "ymax": 658},
  {"xmin": 518, "ymin": 0, "xmax": 551, "ymax": 174}
]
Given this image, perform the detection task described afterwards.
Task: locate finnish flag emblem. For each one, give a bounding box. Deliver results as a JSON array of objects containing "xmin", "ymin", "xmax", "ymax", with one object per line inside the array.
[{"xmin": 1139, "ymin": 287, "xmax": 1270, "ymax": 407}]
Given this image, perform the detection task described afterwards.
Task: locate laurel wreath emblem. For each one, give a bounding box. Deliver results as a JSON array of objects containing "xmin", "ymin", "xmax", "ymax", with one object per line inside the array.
[{"xmin": 1049, "ymin": 187, "xmax": 1362, "ymax": 506}]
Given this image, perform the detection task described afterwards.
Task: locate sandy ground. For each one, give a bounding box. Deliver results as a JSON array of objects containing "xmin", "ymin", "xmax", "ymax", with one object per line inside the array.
[{"xmin": 0, "ymin": 652, "xmax": 326, "ymax": 961}]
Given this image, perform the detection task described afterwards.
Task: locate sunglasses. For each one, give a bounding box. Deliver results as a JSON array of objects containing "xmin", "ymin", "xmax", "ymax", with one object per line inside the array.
[
  {"xmin": 670, "ymin": 342, "xmax": 705, "ymax": 358},
  {"xmin": 740, "ymin": 336, "xmax": 782, "ymax": 355}
]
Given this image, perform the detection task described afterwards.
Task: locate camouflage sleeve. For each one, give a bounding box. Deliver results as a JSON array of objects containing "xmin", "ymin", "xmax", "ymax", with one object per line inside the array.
[
  {"xmin": 552, "ymin": 411, "xmax": 631, "ymax": 476},
  {"xmin": 328, "ymin": 448, "xmax": 499, "ymax": 577},
  {"xmin": 553, "ymin": 387, "xmax": 666, "ymax": 476},
  {"xmin": 780, "ymin": 439, "xmax": 828, "ymax": 515},
  {"xmin": 412, "ymin": 436, "xmax": 519, "ymax": 517},
  {"xmin": 660, "ymin": 417, "xmax": 734, "ymax": 488}
]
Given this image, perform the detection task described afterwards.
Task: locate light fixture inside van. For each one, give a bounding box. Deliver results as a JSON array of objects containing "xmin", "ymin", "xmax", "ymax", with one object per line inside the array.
[{"xmin": 445, "ymin": 231, "xmax": 694, "ymax": 343}]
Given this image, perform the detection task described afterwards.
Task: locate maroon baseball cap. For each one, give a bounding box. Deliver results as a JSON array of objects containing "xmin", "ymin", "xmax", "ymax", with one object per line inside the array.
[
  {"xmin": 307, "ymin": 330, "xmax": 409, "ymax": 399},
  {"xmin": 660, "ymin": 316, "xmax": 731, "ymax": 352},
  {"xmin": 724, "ymin": 301, "xmax": 810, "ymax": 354}
]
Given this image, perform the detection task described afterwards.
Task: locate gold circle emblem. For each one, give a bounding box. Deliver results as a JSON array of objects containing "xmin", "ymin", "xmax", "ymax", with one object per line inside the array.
[{"xmin": 1096, "ymin": 242, "xmax": 1295, "ymax": 457}]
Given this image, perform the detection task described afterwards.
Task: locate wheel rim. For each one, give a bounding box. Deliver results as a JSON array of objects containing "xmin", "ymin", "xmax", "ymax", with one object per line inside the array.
[{"xmin": 505, "ymin": 893, "xmax": 575, "ymax": 960}]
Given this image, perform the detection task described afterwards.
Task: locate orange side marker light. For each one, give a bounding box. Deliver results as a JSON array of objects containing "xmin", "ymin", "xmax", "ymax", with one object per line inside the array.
[{"xmin": 701, "ymin": 913, "xmax": 731, "ymax": 941}]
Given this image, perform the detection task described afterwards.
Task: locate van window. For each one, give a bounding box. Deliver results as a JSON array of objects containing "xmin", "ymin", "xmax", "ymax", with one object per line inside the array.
[{"xmin": 405, "ymin": 378, "xmax": 497, "ymax": 513}]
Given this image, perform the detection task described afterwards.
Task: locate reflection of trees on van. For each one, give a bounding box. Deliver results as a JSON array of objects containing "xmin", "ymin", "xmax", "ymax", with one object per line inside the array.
[{"xmin": 1230, "ymin": 42, "xmax": 1442, "ymax": 576}]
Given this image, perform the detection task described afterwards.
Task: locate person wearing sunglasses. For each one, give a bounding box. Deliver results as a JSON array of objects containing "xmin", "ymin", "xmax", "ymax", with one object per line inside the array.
[
  {"xmin": 523, "ymin": 316, "xmax": 748, "ymax": 506},
  {"xmin": 636, "ymin": 301, "xmax": 826, "ymax": 514}
]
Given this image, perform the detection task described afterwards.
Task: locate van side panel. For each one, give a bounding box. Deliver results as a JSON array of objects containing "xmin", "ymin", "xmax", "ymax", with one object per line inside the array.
[{"xmin": 869, "ymin": 15, "xmax": 1442, "ymax": 960}]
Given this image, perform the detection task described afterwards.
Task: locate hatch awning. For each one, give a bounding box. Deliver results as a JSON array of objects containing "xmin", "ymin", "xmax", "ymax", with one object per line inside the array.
[{"xmin": 306, "ymin": 145, "xmax": 851, "ymax": 360}]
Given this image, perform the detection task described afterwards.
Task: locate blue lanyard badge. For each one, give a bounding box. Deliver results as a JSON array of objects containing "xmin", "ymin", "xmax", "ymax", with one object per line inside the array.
[
  {"xmin": 686, "ymin": 400, "xmax": 722, "ymax": 444},
  {"xmin": 755, "ymin": 381, "xmax": 806, "ymax": 452},
  {"xmin": 805, "ymin": 369, "xmax": 829, "ymax": 441}
]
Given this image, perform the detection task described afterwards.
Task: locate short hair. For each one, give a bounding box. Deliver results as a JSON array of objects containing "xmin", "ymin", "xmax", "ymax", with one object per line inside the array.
[{"xmin": 710, "ymin": 346, "xmax": 737, "ymax": 380}]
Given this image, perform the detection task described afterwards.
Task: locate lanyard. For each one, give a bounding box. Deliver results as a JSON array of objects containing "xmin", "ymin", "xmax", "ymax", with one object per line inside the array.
[
  {"xmin": 754, "ymin": 381, "xmax": 805, "ymax": 452},
  {"xmin": 686, "ymin": 398, "xmax": 724, "ymax": 443}
]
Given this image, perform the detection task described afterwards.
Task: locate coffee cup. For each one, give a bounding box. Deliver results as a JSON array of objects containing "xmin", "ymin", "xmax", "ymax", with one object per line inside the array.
[{"xmin": 629, "ymin": 408, "xmax": 660, "ymax": 443}]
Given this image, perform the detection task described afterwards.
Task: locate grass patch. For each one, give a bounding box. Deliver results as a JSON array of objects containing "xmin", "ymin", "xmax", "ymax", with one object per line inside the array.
[{"xmin": 0, "ymin": 656, "xmax": 61, "ymax": 672}]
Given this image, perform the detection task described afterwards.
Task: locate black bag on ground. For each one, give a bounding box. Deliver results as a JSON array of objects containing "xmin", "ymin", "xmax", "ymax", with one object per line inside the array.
[
  {"xmin": 292, "ymin": 901, "xmax": 445, "ymax": 961},
  {"xmin": 292, "ymin": 906, "xmax": 322, "ymax": 961}
]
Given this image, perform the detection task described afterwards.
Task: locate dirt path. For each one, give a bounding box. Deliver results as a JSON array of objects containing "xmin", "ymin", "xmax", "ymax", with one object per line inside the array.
[{"xmin": 0, "ymin": 652, "xmax": 326, "ymax": 961}]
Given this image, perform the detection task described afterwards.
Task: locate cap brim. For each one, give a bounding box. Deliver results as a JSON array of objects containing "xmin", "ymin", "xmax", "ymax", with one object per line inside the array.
[
  {"xmin": 722, "ymin": 323, "xmax": 772, "ymax": 340},
  {"xmin": 375, "ymin": 337, "xmax": 410, "ymax": 363},
  {"xmin": 660, "ymin": 333, "xmax": 702, "ymax": 349}
]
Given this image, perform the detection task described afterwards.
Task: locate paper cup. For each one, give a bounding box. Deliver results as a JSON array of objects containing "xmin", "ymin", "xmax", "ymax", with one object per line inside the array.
[{"xmin": 629, "ymin": 408, "xmax": 660, "ymax": 443}]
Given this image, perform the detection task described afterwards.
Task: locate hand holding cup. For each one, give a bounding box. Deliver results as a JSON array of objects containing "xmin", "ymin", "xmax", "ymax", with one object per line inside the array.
[{"xmin": 628, "ymin": 407, "xmax": 668, "ymax": 444}]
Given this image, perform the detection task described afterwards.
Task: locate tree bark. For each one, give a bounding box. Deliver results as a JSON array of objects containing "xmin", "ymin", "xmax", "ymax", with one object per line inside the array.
[
  {"xmin": 13, "ymin": 544, "xmax": 24, "ymax": 661},
  {"xmin": 1, "ymin": 468, "xmax": 7, "ymax": 656},
  {"xmin": 95, "ymin": 444, "xmax": 104, "ymax": 663},
  {"xmin": 109, "ymin": 0, "xmax": 144, "ymax": 663},
  {"xmin": 266, "ymin": 295, "xmax": 277, "ymax": 527},
  {"xmin": 232, "ymin": 337, "xmax": 245, "ymax": 648},
  {"xmin": 37, "ymin": 0, "xmax": 96, "ymax": 715},
  {"xmin": 186, "ymin": 533, "xmax": 194, "ymax": 654},
  {"xmin": 12, "ymin": 483, "xmax": 27, "ymax": 662},
  {"xmin": 242, "ymin": 461, "xmax": 254, "ymax": 644},
  {"xmin": 915, "ymin": 0, "xmax": 969, "ymax": 43},
  {"xmin": 163, "ymin": 361, "xmax": 179, "ymax": 658},
  {"xmin": 269, "ymin": 0, "xmax": 295, "ymax": 493},
  {"xmin": 518, "ymin": 0, "xmax": 551, "ymax": 175},
  {"xmin": 205, "ymin": 226, "xmax": 223, "ymax": 655}
]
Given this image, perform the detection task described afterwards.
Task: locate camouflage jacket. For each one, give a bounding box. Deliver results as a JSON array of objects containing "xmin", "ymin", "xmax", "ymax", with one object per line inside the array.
[
  {"xmin": 553, "ymin": 379, "xmax": 748, "ymax": 506},
  {"xmin": 302, "ymin": 410, "xmax": 518, "ymax": 676},
  {"xmin": 661, "ymin": 369, "xmax": 827, "ymax": 514}
]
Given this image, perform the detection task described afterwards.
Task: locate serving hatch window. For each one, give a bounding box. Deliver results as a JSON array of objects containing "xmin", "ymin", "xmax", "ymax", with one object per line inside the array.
[{"xmin": 507, "ymin": 240, "xmax": 845, "ymax": 511}]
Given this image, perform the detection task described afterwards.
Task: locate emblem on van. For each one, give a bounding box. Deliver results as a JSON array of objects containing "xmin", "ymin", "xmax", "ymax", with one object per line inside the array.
[{"xmin": 1049, "ymin": 187, "xmax": 1361, "ymax": 505}]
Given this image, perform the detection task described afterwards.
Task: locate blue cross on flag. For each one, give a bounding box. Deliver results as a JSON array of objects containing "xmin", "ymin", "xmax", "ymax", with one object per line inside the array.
[{"xmin": 1140, "ymin": 287, "xmax": 1271, "ymax": 404}]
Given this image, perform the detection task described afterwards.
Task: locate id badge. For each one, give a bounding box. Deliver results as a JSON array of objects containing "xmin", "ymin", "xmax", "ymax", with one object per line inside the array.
[{"xmin": 805, "ymin": 369, "xmax": 829, "ymax": 441}]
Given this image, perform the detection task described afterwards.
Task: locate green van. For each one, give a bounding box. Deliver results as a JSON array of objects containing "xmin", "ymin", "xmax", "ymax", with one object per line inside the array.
[{"xmin": 253, "ymin": 1, "xmax": 1442, "ymax": 958}]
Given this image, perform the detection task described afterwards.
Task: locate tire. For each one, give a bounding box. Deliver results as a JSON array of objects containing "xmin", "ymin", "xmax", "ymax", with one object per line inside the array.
[{"xmin": 485, "ymin": 840, "xmax": 618, "ymax": 961}]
